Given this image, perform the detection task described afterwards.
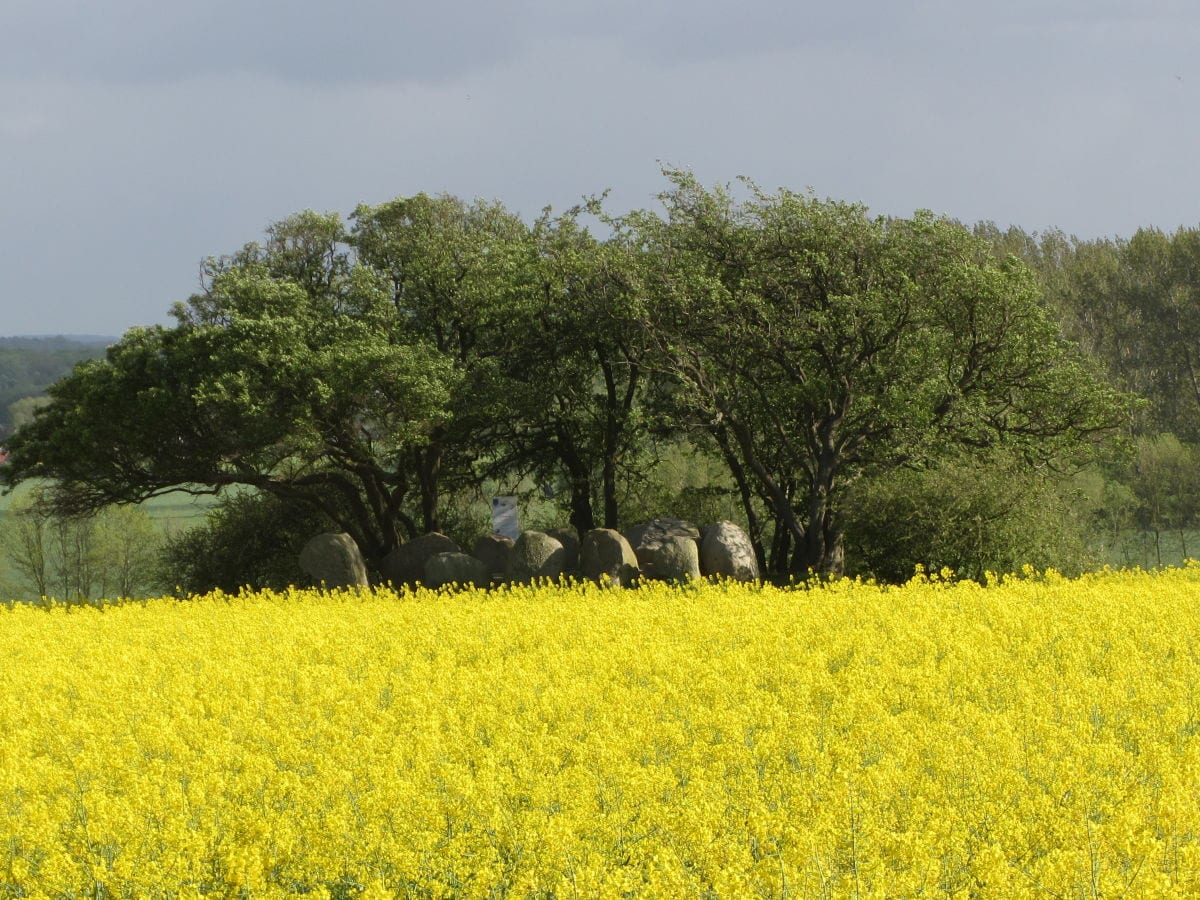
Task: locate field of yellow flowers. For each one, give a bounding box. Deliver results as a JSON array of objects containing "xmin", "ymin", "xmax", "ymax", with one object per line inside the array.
[{"xmin": 2, "ymin": 568, "xmax": 1200, "ymax": 898}]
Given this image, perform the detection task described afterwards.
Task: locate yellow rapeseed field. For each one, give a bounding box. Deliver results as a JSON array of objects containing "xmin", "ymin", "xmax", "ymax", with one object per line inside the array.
[{"xmin": 2, "ymin": 568, "xmax": 1200, "ymax": 898}]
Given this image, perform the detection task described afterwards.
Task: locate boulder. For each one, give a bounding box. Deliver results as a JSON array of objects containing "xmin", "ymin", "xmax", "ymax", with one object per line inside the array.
[
  {"xmin": 546, "ymin": 527, "xmax": 580, "ymax": 572},
  {"xmin": 638, "ymin": 534, "xmax": 701, "ymax": 582},
  {"xmin": 626, "ymin": 517, "xmax": 701, "ymax": 552},
  {"xmin": 298, "ymin": 533, "xmax": 369, "ymax": 589},
  {"xmin": 507, "ymin": 531, "xmax": 566, "ymax": 582},
  {"xmin": 378, "ymin": 533, "xmax": 460, "ymax": 587},
  {"xmin": 628, "ymin": 518, "xmax": 702, "ymax": 582},
  {"xmin": 579, "ymin": 528, "xmax": 640, "ymax": 587},
  {"xmin": 699, "ymin": 521, "xmax": 760, "ymax": 581},
  {"xmin": 622, "ymin": 523, "xmax": 650, "ymax": 552},
  {"xmin": 471, "ymin": 532, "xmax": 514, "ymax": 578},
  {"xmin": 424, "ymin": 552, "xmax": 491, "ymax": 589}
]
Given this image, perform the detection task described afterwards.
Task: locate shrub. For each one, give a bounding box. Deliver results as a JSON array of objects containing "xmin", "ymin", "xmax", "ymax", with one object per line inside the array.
[
  {"xmin": 843, "ymin": 450, "xmax": 1095, "ymax": 582},
  {"xmin": 157, "ymin": 491, "xmax": 333, "ymax": 594}
]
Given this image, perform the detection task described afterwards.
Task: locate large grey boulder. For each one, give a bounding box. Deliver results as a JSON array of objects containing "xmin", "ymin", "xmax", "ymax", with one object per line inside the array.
[
  {"xmin": 424, "ymin": 552, "xmax": 491, "ymax": 589},
  {"xmin": 622, "ymin": 523, "xmax": 651, "ymax": 553},
  {"xmin": 378, "ymin": 533, "xmax": 460, "ymax": 587},
  {"xmin": 579, "ymin": 528, "xmax": 640, "ymax": 587},
  {"xmin": 472, "ymin": 533, "xmax": 514, "ymax": 578},
  {"xmin": 546, "ymin": 527, "xmax": 580, "ymax": 573},
  {"xmin": 299, "ymin": 533, "xmax": 369, "ymax": 589},
  {"xmin": 628, "ymin": 518, "xmax": 702, "ymax": 581},
  {"xmin": 638, "ymin": 535, "xmax": 701, "ymax": 582},
  {"xmin": 507, "ymin": 531, "xmax": 566, "ymax": 582},
  {"xmin": 700, "ymin": 521, "xmax": 760, "ymax": 581},
  {"xmin": 626, "ymin": 517, "xmax": 700, "ymax": 552}
]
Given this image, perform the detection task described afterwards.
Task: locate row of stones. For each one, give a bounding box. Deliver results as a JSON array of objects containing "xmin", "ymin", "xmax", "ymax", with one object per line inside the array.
[{"xmin": 299, "ymin": 518, "xmax": 760, "ymax": 590}]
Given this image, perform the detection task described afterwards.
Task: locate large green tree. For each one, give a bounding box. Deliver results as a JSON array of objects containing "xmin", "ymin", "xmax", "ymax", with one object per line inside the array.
[
  {"xmin": 494, "ymin": 206, "xmax": 658, "ymax": 534},
  {"xmin": 350, "ymin": 194, "xmax": 536, "ymax": 533},
  {"xmin": 2, "ymin": 178, "xmax": 1136, "ymax": 584},
  {"xmin": 620, "ymin": 171, "xmax": 1129, "ymax": 575},
  {"xmin": 1, "ymin": 212, "xmax": 457, "ymax": 564}
]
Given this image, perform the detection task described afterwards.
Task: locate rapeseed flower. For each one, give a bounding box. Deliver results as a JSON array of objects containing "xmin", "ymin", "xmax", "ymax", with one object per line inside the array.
[{"xmin": 0, "ymin": 569, "xmax": 1199, "ymax": 895}]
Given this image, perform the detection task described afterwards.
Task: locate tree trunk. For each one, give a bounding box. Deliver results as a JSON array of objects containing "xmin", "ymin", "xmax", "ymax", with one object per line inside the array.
[
  {"xmin": 792, "ymin": 429, "xmax": 844, "ymax": 577},
  {"xmin": 710, "ymin": 424, "xmax": 767, "ymax": 572},
  {"xmin": 770, "ymin": 517, "xmax": 792, "ymax": 576},
  {"xmin": 598, "ymin": 350, "xmax": 639, "ymax": 530},
  {"xmin": 557, "ymin": 429, "xmax": 596, "ymax": 536},
  {"xmin": 601, "ymin": 454, "xmax": 619, "ymax": 529},
  {"xmin": 415, "ymin": 443, "xmax": 442, "ymax": 534}
]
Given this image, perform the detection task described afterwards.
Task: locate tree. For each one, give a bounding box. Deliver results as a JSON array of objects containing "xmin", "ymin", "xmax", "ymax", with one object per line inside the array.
[
  {"xmin": 1, "ymin": 211, "xmax": 459, "ymax": 566},
  {"xmin": 1, "ymin": 179, "xmax": 1134, "ymax": 583},
  {"xmin": 350, "ymin": 194, "xmax": 536, "ymax": 533},
  {"xmin": 487, "ymin": 205, "xmax": 661, "ymax": 534},
  {"xmin": 7, "ymin": 396, "xmax": 49, "ymax": 431},
  {"xmin": 0, "ymin": 337, "xmax": 108, "ymax": 440},
  {"xmin": 620, "ymin": 171, "xmax": 1130, "ymax": 575},
  {"xmin": 1043, "ymin": 227, "xmax": 1200, "ymax": 440},
  {"xmin": 157, "ymin": 491, "xmax": 334, "ymax": 595},
  {"xmin": 842, "ymin": 449, "xmax": 1096, "ymax": 583},
  {"xmin": 1, "ymin": 491, "xmax": 161, "ymax": 601},
  {"xmin": 353, "ymin": 196, "xmax": 663, "ymax": 537},
  {"xmin": 1128, "ymin": 433, "xmax": 1200, "ymax": 564}
]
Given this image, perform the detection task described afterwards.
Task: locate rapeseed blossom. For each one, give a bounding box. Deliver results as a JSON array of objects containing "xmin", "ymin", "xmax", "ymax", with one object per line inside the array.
[{"xmin": 1, "ymin": 568, "xmax": 1200, "ymax": 896}]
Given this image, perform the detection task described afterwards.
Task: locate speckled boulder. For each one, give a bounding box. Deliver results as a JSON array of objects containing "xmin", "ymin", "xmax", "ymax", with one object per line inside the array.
[
  {"xmin": 638, "ymin": 534, "xmax": 701, "ymax": 582},
  {"xmin": 700, "ymin": 521, "xmax": 760, "ymax": 581},
  {"xmin": 472, "ymin": 532, "xmax": 515, "ymax": 578},
  {"xmin": 507, "ymin": 531, "xmax": 566, "ymax": 582},
  {"xmin": 579, "ymin": 528, "xmax": 640, "ymax": 587},
  {"xmin": 299, "ymin": 533, "xmax": 369, "ymax": 589},
  {"xmin": 424, "ymin": 552, "xmax": 491, "ymax": 589},
  {"xmin": 625, "ymin": 518, "xmax": 700, "ymax": 552},
  {"xmin": 378, "ymin": 533, "xmax": 460, "ymax": 587},
  {"xmin": 628, "ymin": 518, "xmax": 701, "ymax": 581},
  {"xmin": 546, "ymin": 527, "xmax": 580, "ymax": 573}
]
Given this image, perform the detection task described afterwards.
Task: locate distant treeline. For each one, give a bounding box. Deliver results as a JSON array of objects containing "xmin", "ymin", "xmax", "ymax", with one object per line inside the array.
[
  {"xmin": 974, "ymin": 222, "xmax": 1200, "ymax": 442},
  {"xmin": 0, "ymin": 336, "xmax": 112, "ymax": 439}
]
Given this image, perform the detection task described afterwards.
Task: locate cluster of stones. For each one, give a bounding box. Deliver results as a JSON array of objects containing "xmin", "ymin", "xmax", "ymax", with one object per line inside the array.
[{"xmin": 298, "ymin": 517, "xmax": 759, "ymax": 590}]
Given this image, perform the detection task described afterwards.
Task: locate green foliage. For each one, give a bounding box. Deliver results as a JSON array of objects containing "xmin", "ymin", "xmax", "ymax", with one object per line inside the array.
[
  {"xmin": 7, "ymin": 395, "xmax": 49, "ymax": 431},
  {"xmin": 843, "ymin": 452, "xmax": 1096, "ymax": 583},
  {"xmin": 617, "ymin": 440, "xmax": 743, "ymax": 530},
  {"xmin": 618, "ymin": 170, "xmax": 1130, "ymax": 576},
  {"xmin": 1030, "ymin": 225, "xmax": 1200, "ymax": 439},
  {"xmin": 350, "ymin": 194, "xmax": 539, "ymax": 534},
  {"xmin": 0, "ymin": 177, "xmax": 1140, "ymax": 587},
  {"xmin": 157, "ymin": 491, "xmax": 333, "ymax": 595},
  {"xmin": 0, "ymin": 491, "xmax": 162, "ymax": 601},
  {"xmin": 1, "ymin": 214, "xmax": 459, "ymax": 563},
  {"xmin": 1128, "ymin": 434, "xmax": 1200, "ymax": 532}
]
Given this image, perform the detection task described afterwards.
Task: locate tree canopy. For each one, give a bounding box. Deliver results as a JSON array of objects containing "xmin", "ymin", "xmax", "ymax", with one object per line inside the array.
[
  {"xmin": 1, "ymin": 175, "xmax": 1132, "ymax": 579},
  {"xmin": 616, "ymin": 171, "xmax": 1129, "ymax": 573}
]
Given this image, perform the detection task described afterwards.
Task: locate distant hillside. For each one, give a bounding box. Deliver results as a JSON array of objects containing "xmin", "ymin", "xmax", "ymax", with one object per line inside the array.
[
  {"xmin": 0, "ymin": 335, "xmax": 116, "ymax": 440},
  {"xmin": 0, "ymin": 335, "xmax": 115, "ymax": 350}
]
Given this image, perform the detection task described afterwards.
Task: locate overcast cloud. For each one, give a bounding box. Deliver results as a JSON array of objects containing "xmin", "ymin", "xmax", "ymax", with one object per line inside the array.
[{"xmin": 2, "ymin": 0, "xmax": 1198, "ymax": 335}]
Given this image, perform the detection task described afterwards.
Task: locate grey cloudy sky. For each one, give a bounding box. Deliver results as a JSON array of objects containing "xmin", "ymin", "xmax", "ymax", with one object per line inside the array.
[{"xmin": 2, "ymin": 0, "xmax": 1198, "ymax": 335}]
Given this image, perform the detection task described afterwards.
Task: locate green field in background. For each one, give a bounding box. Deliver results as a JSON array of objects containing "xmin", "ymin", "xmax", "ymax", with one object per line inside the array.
[{"xmin": 0, "ymin": 480, "xmax": 219, "ymax": 529}]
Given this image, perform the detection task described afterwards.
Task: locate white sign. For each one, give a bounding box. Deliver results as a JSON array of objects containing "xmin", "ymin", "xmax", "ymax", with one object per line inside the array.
[{"xmin": 491, "ymin": 496, "xmax": 520, "ymax": 541}]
